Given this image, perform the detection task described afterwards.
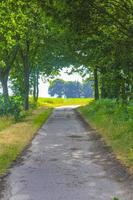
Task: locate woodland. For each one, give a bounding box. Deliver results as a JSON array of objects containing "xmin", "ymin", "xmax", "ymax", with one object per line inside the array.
[{"xmin": 0, "ymin": 0, "xmax": 133, "ymax": 118}]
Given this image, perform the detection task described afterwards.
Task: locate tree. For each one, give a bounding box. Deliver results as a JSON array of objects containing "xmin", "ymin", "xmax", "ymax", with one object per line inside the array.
[
  {"xmin": 82, "ymin": 80, "xmax": 93, "ymax": 98},
  {"xmin": 48, "ymin": 79, "xmax": 93, "ymax": 98},
  {"xmin": 0, "ymin": 0, "xmax": 22, "ymax": 101},
  {"xmin": 48, "ymin": 79, "xmax": 65, "ymax": 97},
  {"xmin": 1, "ymin": 0, "xmax": 133, "ymax": 114},
  {"xmin": 64, "ymin": 81, "xmax": 81, "ymax": 98},
  {"xmin": 43, "ymin": 0, "xmax": 133, "ymax": 102}
]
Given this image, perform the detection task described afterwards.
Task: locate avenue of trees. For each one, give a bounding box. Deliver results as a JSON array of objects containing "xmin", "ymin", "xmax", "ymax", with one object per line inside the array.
[
  {"xmin": 0, "ymin": 0, "xmax": 133, "ymax": 118},
  {"xmin": 48, "ymin": 79, "xmax": 93, "ymax": 98}
]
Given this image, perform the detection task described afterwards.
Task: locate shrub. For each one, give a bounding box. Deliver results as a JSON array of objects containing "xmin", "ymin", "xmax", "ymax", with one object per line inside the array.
[{"xmin": 0, "ymin": 96, "xmax": 23, "ymax": 121}]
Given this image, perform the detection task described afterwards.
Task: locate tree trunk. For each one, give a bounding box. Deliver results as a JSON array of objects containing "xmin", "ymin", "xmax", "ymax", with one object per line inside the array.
[
  {"xmin": 0, "ymin": 45, "xmax": 19, "ymax": 102},
  {"xmin": 94, "ymin": 68, "xmax": 99, "ymax": 100},
  {"xmin": 33, "ymin": 73, "xmax": 36, "ymax": 102},
  {"xmin": 20, "ymin": 41, "xmax": 30, "ymax": 111},
  {"xmin": 130, "ymin": 79, "xmax": 133, "ymax": 100},
  {"xmin": 33, "ymin": 70, "xmax": 39, "ymax": 102},
  {"xmin": 1, "ymin": 73, "xmax": 9, "ymax": 102},
  {"xmin": 36, "ymin": 71, "xmax": 39, "ymax": 101},
  {"xmin": 23, "ymin": 57, "xmax": 30, "ymax": 110},
  {"xmin": 101, "ymin": 77, "xmax": 105, "ymax": 98},
  {"xmin": 121, "ymin": 78, "xmax": 127, "ymax": 105}
]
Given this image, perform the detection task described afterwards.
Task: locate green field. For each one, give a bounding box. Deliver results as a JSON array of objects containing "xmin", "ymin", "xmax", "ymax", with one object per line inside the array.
[
  {"xmin": 78, "ymin": 99, "xmax": 133, "ymax": 173},
  {"xmin": 37, "ymin": 97, "xmax": 94, "ymax": 107}
]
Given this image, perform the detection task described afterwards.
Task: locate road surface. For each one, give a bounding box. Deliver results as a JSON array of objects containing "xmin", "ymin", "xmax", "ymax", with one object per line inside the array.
[{"xmin": 0, "ymin": 106, "xmax": 133, "ymax": 200}]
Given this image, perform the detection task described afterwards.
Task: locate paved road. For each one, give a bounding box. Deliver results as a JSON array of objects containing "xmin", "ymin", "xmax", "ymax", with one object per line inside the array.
[{"xmin": 0, "ymin": 106, "xmax": 133, "ymax": 200}]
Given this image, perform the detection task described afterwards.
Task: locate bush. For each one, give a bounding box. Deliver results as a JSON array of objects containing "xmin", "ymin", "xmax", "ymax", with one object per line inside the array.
[{"xmin": 0, "ymin": 96, "xmax": 23, "ymax": 121}]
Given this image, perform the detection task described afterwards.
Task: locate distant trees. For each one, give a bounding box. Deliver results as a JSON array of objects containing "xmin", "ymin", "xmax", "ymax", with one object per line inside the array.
[
  {"xmin": 48, "ymin": 79, "xmax": 93, "ymax": 98},
  {"xmin": 64, "ymin": 81, "xmax": 81, "ymax": 98},
  {"xmin": 48, "ymin": 79, "xmax": 65, "ymax": 98},
  {"xmin": 82, "ymin": 81, "xmax": 94, "ymax": 98}
]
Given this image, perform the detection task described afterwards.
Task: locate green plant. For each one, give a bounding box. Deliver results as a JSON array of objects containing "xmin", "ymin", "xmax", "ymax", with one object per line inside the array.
[{"xmin": 0, "ymin": 95, "xmax": 23, "ymax": 121}]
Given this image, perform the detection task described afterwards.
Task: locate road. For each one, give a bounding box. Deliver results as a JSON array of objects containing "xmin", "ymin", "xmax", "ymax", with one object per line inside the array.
[{"xmin": 0, "ymin": 106, "xmax": 133, "ymax": 200}]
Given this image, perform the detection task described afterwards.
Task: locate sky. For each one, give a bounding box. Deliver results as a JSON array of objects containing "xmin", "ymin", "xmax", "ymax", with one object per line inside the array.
[{"xmin": 39, "ymin": 68, "xmax": 83, "ymax": 97}]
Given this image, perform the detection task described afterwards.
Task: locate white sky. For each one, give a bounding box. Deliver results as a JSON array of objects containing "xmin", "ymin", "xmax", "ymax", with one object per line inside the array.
[{"xmin": 39, "ymin": 68, "xmax": 83, "ymax": 97}]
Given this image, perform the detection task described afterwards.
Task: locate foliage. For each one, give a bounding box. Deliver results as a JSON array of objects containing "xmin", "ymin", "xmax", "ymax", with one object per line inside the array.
[
  {"xmin": 43, "ymin": 0, "xmax": 133, "ymax": 102},
  {"xmin": 48, "ymin": 79, "xmax": 93, "ymax": 98},
  {"xmin": 0, "ymin": 0, "xmax": 133, "ymax": 111},
  {"xmin": 64, "ymin": 81, "xmax": 81, "ymax": 98},
  {"xmin": 10, "ymin": 64, "xmax": 25, "ymax": 98},
  {"xmin": 0, "ymin": 96, "xmax": 23, "ymax": 121},
  {"xmin": 82, "ymin": 81, "xmax": 94, "ymax": 98},
  {"xmin": 49, "ymin": 79, "xmax": 65, "ymax": 97},
  {"xmin": 78, "ymin": 100, "xmax": 133, "ymax": 173}
]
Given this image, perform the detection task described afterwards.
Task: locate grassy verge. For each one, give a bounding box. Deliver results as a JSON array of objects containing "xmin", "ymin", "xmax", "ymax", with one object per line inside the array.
[
  {"xmin": 78, "ymin": 99, "xmax": 133, "ymax": 173},
  {"xmin": 36, "ymin": 97, "xmax": 94, "ymax": 107},
  {"xmin": 0, "ymin": 116, "xmax": 13, "ymax": 132},
  {"xmin": 0, "ymin": 107, "xmax": 52, "ymax": 175}
]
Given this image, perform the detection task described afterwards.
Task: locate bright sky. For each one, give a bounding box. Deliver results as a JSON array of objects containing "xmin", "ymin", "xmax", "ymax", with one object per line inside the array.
[{"xmin": 39, "ymin": 68, "xmax": 83, "ymax": 97}]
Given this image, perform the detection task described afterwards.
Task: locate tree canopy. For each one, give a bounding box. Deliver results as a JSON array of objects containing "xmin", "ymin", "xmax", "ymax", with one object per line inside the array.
[{"xmin": 0, "ymin": 0, "xmax": 132, "ymax": 113}]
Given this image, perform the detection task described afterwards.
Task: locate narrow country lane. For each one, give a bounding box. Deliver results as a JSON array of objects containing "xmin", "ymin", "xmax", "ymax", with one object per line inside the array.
[{"xmin": 0, "ymin": 106, "xmax": 133, "ymax": 200}]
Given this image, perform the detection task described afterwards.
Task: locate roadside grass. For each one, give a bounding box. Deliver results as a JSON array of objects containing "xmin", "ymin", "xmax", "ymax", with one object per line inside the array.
[
  {"xmin": 78, "ymin": 99, "xmax": 133, "ymax": 173},
  {"xmin": 0, "ymin": 116, "xmax": 13, "ymax": 132},
  {"xmin": 0, "ymin": 107, "xmax": 52, "ymax": 175},
  {"xmin": 36, "ymin": 97, "xmax": 94, "ymax": 107}
]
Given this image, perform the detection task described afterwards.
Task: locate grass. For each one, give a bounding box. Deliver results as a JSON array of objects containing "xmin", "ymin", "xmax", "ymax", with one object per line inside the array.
[
  {"xmin": 0, "ymin": 116, "xmax": 13, "ymax": 132},
  {"xmin": 78, "ymin": 99, "xmax": 133, "ymax": 173},
  {"xmin": 36, "ymin": 97, "xmax": 94, "ymax": 107},
  {"xmin": 0, "ymin": 107, "xmax": 52, "ymax": 175}
]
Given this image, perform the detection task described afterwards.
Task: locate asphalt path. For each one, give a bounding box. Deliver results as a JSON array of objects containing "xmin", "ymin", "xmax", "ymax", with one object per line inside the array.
[{"xmin": 0, "ymin": 106, "xmax": 133, "ymax": 200}]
